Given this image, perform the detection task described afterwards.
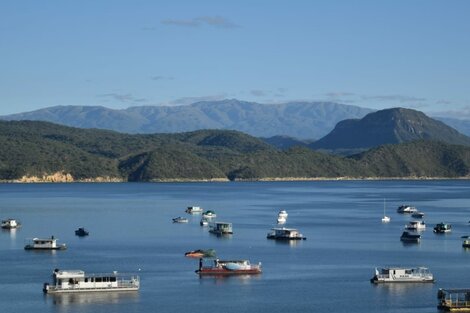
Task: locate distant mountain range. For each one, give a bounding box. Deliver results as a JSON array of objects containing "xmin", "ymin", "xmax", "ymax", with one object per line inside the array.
[
  {"xmin": 1, "ymin": 120, "xmax": 470, "ymax": 181},
  {"xmin": 310, "ymin": 108, "xmax": 470, "ymax": 153},
  {"xmin": 0, "ymin": 100, "xmax": 373, "ymax": 139}
]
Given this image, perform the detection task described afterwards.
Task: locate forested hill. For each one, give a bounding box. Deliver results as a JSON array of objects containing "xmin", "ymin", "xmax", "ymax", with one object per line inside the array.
[{"xmin": 1, "ymin": 120, "xmax": 470, "ymax": 181}]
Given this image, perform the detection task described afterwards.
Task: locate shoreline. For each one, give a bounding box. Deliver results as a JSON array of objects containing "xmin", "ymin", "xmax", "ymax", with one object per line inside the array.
[{"xmin": 1, "ymin": 176, "xmax": 470, "ymax": 183}]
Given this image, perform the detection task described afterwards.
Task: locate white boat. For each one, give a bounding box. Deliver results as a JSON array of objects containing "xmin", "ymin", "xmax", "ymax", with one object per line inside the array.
[
  {"xmin": 370, "ymin": 267, "xmax": 434, "ymax": 283},
  {"xmin": 209, "ymin": 222, "xmax": 233, "ymax": 235},
  {"xmin": 43, "ymin": 269, "xmax": 140, "ymax": 293},
  {"xmin": 172, "ymin": 217, "xmax": 189, "ymax": 223},
  {"xmin": 186, "ymin": 206, "xmax": 203, "ymax": 214},
  {"xmin": 277, "ymin": 210, "xmax": 288, "ymax": 224},
  {"xmin": 267, "ymin": 227, "xmax": 306, "ymax": 240},
  {"xmin": 381, "ymin": 199, "xmax": 390, "ymax": 223},
  {"xmin": 1, "ymin": 218, "xmax": 21, "ymax": 229},
  {"xmin": 24, "ymin": 236, "xmax": 67, "ymax": 250},
  {"xmin": 202, "ymin": 210, "xmax": 217, "ymax": 219},
  {"xmin": 397, "ymin": 205, "xmax": 417, "ymax": 213},
  {"xmin": 405, "ymin": 220, "xmax": 426, "ymax": 231},
  {"xmin": 200, "ymin": 218, "xmax": 209, "ymax": 226}
]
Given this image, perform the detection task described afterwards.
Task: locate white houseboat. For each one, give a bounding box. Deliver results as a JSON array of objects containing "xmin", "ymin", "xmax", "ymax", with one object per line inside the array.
[
  {"xmin": 267, "ymin": 227, "xmax": 306, "ymax": 240},
  {"xmin": 1, "ymin": 219, "xmax": 21, "ymax": 229},
  {"xmin": 405, "ymin": 220, "xmax": 426, "ymax": 231},
  {"xmin": 186, "ymin": 206, "xmax": 203, "ymax": 214},
  {"xmin": 370, "ymin": 267, "xmax": 434, "ymax": 283},
  {"xmin": 24, "ymin": 236, "xmax": 67, "ymax": 250},
  {"xmin": 43, "ymin": 269, "xmax": 140, "ymax": 293},
  {"xmin": 209, "ymin": 222, "xmax": 233, "ymax": 235}
]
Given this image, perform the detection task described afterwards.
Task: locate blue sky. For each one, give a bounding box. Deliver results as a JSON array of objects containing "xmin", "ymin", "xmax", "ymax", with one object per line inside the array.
[{"xmin": 1, "ymin": 0, "xmax": 469, "ymax": 117}]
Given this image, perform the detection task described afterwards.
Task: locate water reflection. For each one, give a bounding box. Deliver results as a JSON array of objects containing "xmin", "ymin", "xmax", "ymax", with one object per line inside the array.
[
  {"xmin": 372, "ymin": 282, "xmax": 434, "ymax": 296},
  {"xmin": 198, "ymin": 274, "xmax": 261, "ymax": 285},
  {"xmin": 46, "ymin": 291, "xmax": 139, "ymax": 307},
  {"xmin": 273, "ymin": 239, "xmax": 303, "ymax": 247}
]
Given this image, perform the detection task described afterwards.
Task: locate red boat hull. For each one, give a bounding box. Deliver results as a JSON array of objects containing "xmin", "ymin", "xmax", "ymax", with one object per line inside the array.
[{"xmin": 196, "ymin": 268, "xmax": 261, "ymax": 276}]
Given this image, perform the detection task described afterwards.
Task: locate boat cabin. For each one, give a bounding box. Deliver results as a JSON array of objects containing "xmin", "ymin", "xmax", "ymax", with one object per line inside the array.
[
  {"xmin": 397, "ymin": 205, "xmax": 417, "ymax": 213},
  {"xmin": 24, "ymin": 236, "xmax": 67, "ymax": 250},
  {"xmin": 371, "ymin": 267, "xmax": 433, "ymax": 283},
  {"xmin": 209, "ymin": 222, "xmax": 233, "ymax": 235},
  {"xmin": 434, "ymin": 222, "xmax": 452, "ymax": 233},
  {"xmin": 405, "ymin": 220, "xmax": 426, "ymax": 230},
  {"xmin": 43, "ymin": 269, "xmax": 140, "ymax": 293}
]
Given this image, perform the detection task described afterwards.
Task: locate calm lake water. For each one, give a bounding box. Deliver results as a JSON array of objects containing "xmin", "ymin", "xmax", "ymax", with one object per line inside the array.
[{"xmin": 1, "ymin": 180, "xmax": 470, "ymax": 313}]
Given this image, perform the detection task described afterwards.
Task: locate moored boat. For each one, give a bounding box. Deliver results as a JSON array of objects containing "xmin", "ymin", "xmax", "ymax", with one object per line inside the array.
[
  {"xmin": 196, "ymin": 258, "xmax": 262, "ymax": 276},
  {"xmin": 43, "ymin": 269, "xmax": 139, "ymax": 293},
  {"xmin": 202, "ymin": 210, "xmax": 216, "ymax": 219},
  {"xmin": 437, "ymin": 289, "xmax": 470, "ymax": 311},
  {"xmin": 405, "ymin": 220, "xmax": 426, "ymax": 231},
  {"xmin": 173, "ymin": 217, "xmax": 189, "ymax": 223},
  {"xmin": 370, "ymin": 267, "xmax": 434, "ymax": 283},
  {"xmin": 267, "ymin": 227, "xmax": 306, "ymax": 240},
  {"xmin": 209, "ymin": 222, "xmax": 233, "ymax": 235},
  {"xmin": 400, "ymin": 231, "xmax": 421, "ymax": 243},
  {"xmin": 434, "ymin": 222, "xmax": 452, "ymax": 233},
  {"xmin": 186, "ymin": 206, "xmax": 203, "ymax": 214},
  {"xmin": 75, "ymin": 227, "xmax": 89, "ymax": 237},
  {"xmin": 397, "ymin": 205, "xmax": 417, "ymax": 214},
  {"xmin": 185, "ymin": 249, "xmax": 216, "ymax": 258},
  {"xmin": 411, "ymin": 211, "xmax": 425, "ymax": 218},
  {"xmin": 1, "ymin": 219, "xmax": 21, "ymax": 229},
  {"xmin": 24, "ymin": 236, "xmax": 67, "ymax": 250},
  {"xmin": 462, "ymin": 236, "xmax": 470, "ymax": 248}
]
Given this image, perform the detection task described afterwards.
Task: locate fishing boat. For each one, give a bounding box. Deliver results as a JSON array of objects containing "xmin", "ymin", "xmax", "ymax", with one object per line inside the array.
[
  {"xmin": 1, "ymin": 219, "xmax": 21, "ymax": 229},
  {"xmin": 411, "ymin": 211, "xmax": 425, "ymax": 218},
  {"xmin": 434, "ymin": 222, "xmax": 452, "ymax": 233},
  {"xmin": 437, "ymin": 289, "xmax": 470, "ymax": 311},
  {"xmin": 397, "ymin": 205, "xmax": 417, "ymax": 214},
  {"xmin": 277, "ymin": 210, "xmax": 288, "ymax": 224},
  {"xmin": 370, "ymin": 267, "xmax": 434, "ymax": 283},
  {"xmin": 196, "ymin": 258, "xmax": 262, "ymax": 276},
  {"xmin": 208, "ymin": 222, "xmax": 233, "ymax": 235},
  {"xmin": 173, "ymin": 217, "xmax": 189, "ymax": 223},
  {"xmin": 400, "ymin": 231, "xmax": 421, "ymax": 243},
  {"xmin": 462, "ymin": 236, "xmax": 470, "ymax": 248},
  {"xmin": 202, "ymin": 210, "xmax": 217, "ymax": 219},
  {"xmin": 184, "ymin": 249, "xmax": 216, "ymax": 258},
  {"xmin": 267, "ymin": 227, "xmax": 306, "ymax": 240},
  {"xmin": 185, "ymin": 206, "xmax": 203, "ymax": 214},
  {"xmin": 405, "ymin": 220, "xmax": 426, "ymax": 231},
  {"xmin": 381, "ymin": 199, "xmax": 390, "ymax": 223},
  {"xmin": 43, "ymin": 269, "xmax": 139, "ymax": 293},
  {"xmin": 75, "ymin": 227, "xmax": 89, "ymax": 237},
  {"xmin": 24, "ymin": 236, "xmax": 67, "ymax": 250}
]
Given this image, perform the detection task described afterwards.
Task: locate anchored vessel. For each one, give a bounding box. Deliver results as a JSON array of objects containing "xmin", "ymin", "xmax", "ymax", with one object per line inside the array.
[
  {"xmin": 43, "ymin": 269, "xmax": 140, "ymax": 293},
  {"xmin": 370, "ymin": 267, "xmax": 434, "ymax": 283},
  {"xmin": 267, "ymin": 227, "xmax": 306, "ymax": 240},
  {"xmin": 277, "ymin": 210, "xmax": 288, "ymax": 224},
  {"xmin": 202, "ymin": 210, "xmax": 217, "ymax": 219},
  {"xmin": 185, "ymin": 249, "xmax": 216, "ymax": 258},
  {"xmin": 172, "ymin": 217, "xmax": 189, "ymax": 223},
  {"xmin": 405, "ymin": 220, "xmax": 426, "ymax": 231},
  {"xmin": 186, "ymin": 206, "xmax": 203, "ymax": 214},
  {"xmin": 434, "ymin": 222, "xmax": 452, "ymax": 233},
  {"xmin": 75, "ymin": 227, "xmax": 89, "ymax": 237},
  {"xmin": 437, "ymin": 289, "xmax": 470, "ymax": 311},
  {"xmin": 196, "ymin": 258, "xmax": 262, "ymax": 276},
  {"xmin": 24, "ymin": 236, "xmax": 67, "ymax": 250},
  {"xmin": 400, "ymin": 231, "xmax": 421, "ymax": 243},
  {"xmin": 1, "ymin": 219, "xmax": 21, "ymax": 229},
  {"xmin": 397, "ymin": 205, "xmax": 418, "ymax": 214},
  {"xmin": 412, "ymin": 211, "xmax": 425, "ymax": 218},
  {"xmin": 209, "ymin": 222, "xmax": 233, "ymax": 235}
]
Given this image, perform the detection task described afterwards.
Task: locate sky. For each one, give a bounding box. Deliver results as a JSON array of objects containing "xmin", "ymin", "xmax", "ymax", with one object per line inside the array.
[{"xmin": 1, "ymin": 0, "xmax": 470, "ymax": 118}]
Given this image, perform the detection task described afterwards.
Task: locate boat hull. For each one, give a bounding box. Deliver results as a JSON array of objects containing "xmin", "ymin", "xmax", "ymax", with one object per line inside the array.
[
  {"xmin": 44, "ymin": 286, "xmax": 138, "ymax": 294},
  {"xmin": 371, "ymin": 277, "xmax": 434, "ymax": 284},
  {"xmin": 25, "ymin": 246, "xmax": 67, "ymax": 250},
  {"xmin": 267, "ymin": 235, "xmax": 306, "ymax": 240},
  {"xmin": 196, "ymin": 268, "xmax": 261, "ymax": 276}
]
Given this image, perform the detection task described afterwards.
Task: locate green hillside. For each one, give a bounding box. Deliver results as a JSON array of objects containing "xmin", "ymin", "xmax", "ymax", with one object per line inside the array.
[{"xmin": 1, "ymin": 120, "xmax": 470, "ymax": 181}]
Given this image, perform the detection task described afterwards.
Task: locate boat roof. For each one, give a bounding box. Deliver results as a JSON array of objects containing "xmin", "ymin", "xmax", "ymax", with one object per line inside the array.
[
  {"xmin": 213, "ymin": 221, "xmax": 231, "ymax": 225},
  {"xmin": 55, "ymin": 270, "xmax": 85, "ymax": 278},
  {"xmin": 439, "ymin": 288, "xmax": 470, "ymax": 294},
  {"xmin": 379, "ymin": 266, "xmax": 428, "ymax": 270},
  {"xmin": 272, "ymin": 227, "xmax": 298, "ymax": 231},
  {"xmin": 30, "ymin": 237, "xmax": 57, "ymax": 241}
]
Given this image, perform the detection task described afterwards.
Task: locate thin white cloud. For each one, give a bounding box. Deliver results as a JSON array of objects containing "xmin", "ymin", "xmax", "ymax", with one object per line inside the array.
[
  {"xmin": 361, "ymin": 94, "xmax": 426, "ymax": 103},
  {"xmin": 97, "ymin": 93, "xmax": 148, "ymax": 103},
  {"xmin": 161, "ymin": 16, "xmax": 239, "ymax": 29}
]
